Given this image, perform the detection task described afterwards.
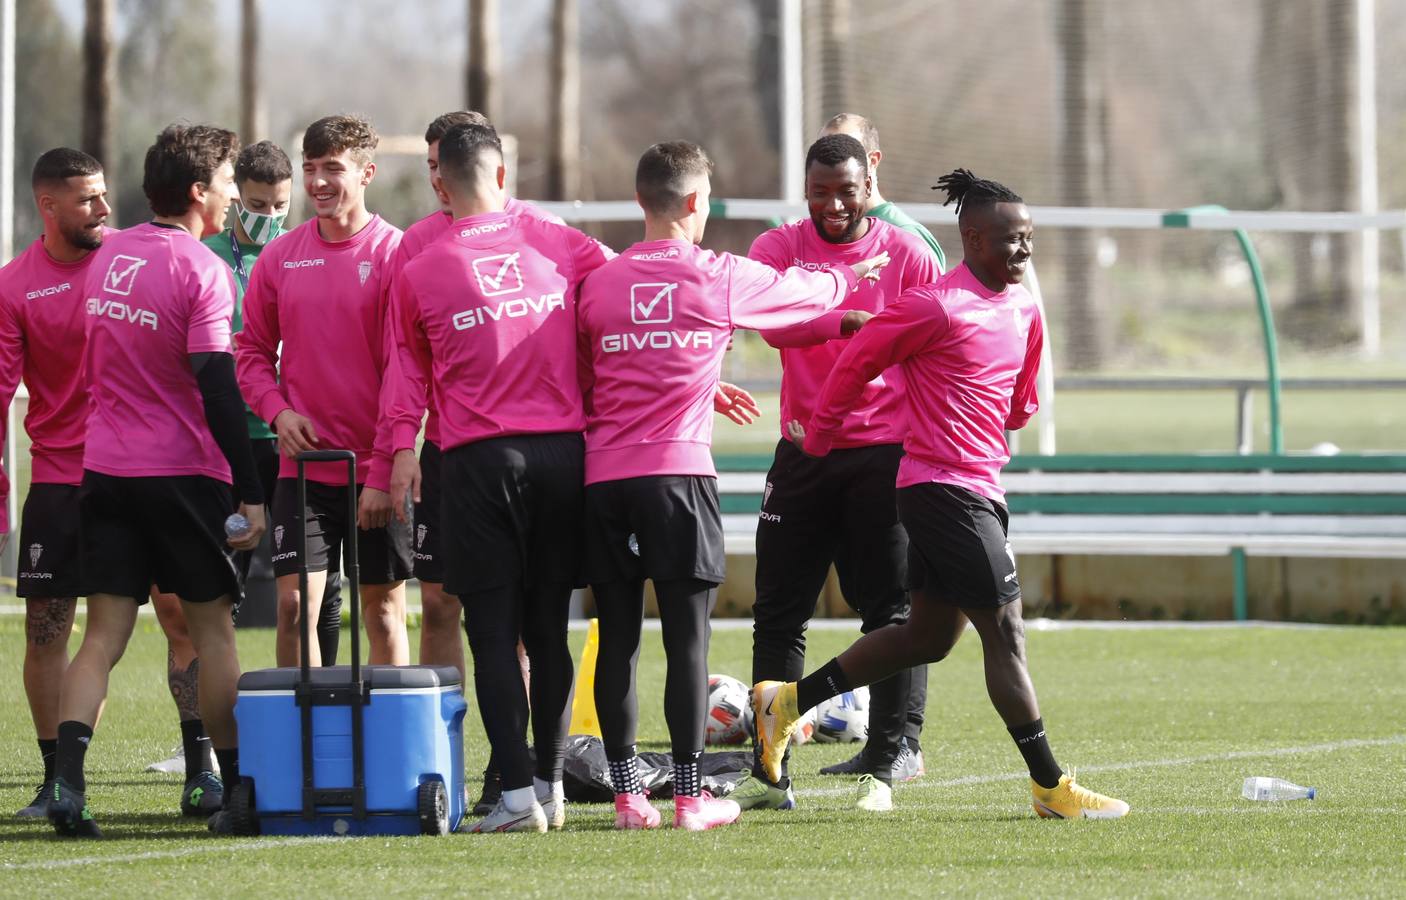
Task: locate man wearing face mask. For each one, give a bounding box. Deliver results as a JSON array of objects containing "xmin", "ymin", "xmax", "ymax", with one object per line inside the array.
[{"xmin": 202, "ymin": 140, "xmax": 344, "ymax": 665}]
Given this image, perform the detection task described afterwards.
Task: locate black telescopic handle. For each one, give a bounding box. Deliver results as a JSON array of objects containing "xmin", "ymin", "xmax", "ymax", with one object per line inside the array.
[
  {"xmin": 294, "ymin": 450, "xmax": 360, "ymax": 686},
  {"xmin": 297, "ymin": 449, "xmax": 357, "ymax": 464}
]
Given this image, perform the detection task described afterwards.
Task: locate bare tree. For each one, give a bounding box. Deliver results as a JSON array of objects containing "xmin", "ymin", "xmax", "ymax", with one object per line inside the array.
[
  {"xmin": 817, "ymin": 0, "xmax": 852, "ymax": 120},
  {"xmin": 240, "ymin": 0, "xmax": 263, "ymax": 142},
  {"xmin": 1260, "ymin": 0, "xmax": 1363, "ymax": 345},
  {"xmin": 548, "ymin": 0, "xmax": 580, "ymax": 200},
  {"xmin": 466, "ymin": 0, "xmax": 499, "ymax": 119},
  {"xmin": 82, "ymin": 0, "xmax": 114, "ymax": 173},
  {"xmin": 1056, "ymin": 0, "xmax": 1108, "ymax": 370}
]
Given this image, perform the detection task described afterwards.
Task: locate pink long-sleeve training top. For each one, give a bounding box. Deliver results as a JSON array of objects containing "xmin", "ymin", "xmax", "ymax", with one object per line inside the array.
[
  {"xmin": 383, "ymin": 199, "xmax": 567, "ymax": 447},
  {"xmin": 803, "ymin": 262, "xmax": 1044, "ymax": 503},
  {"xmin": 577, "ymin": 238, "xmax": 858, "ymax": 485},
  {"xmin": 82, "ymin": 222, "xmax": 238, "ymax": 484},
  {"xmin": 749, "ymin": 216, "xmax": 940, "ymax": 448},
  {"xmin": 387, "ymin": 210, "xmax": 613, "ymax": 453},
  {"xmin": 0, "ymin": 230, "xmax": 113, "ymax": 529},
  {"xmin": 235, "ymin": 216, "xmax": 402, "ymax": 488}
]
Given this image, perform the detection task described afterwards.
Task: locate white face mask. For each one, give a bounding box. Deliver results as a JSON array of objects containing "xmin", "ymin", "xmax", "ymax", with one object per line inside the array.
[{"xmin": 235, "ymin": 203, "xmax": 287, "ymax": 245}]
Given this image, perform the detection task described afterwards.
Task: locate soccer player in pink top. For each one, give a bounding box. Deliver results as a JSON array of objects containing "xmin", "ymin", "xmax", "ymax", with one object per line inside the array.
[
  {"xmin": 389, "ymin": 109, "xmax": 565, "ymax": 818},
  {"xmin": 753, "ymin": 170, "xmax": 1129, "ymax": 820},
  {"xmin": 236, "ymin": 115, "xmax": 411, "ymax": 668},
  {"xmin": 576, "ymin": 141, "xmax": 889, "ymax": 832},
  {"xmin": 385, "ymin": 122, "xmax": 614, "ymax": 833},
  {"xmin": 46, "ymin": 125, "xmax": 267, "ymax": 837},
  {"xmin": 0, "ymin": 149, "xmax": 110, "ymax": 819},
  {"xmin": 737, "ymin": 133, "xmax": 941, "ymax": 814}
]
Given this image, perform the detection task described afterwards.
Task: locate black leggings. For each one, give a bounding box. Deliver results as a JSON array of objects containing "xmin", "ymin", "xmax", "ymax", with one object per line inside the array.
[
  {"xmin": 461, "ymin": 580, "xmax": 574, "ymax": 791},
  {"xmin": 593, "ymin": 578, "xmax": 718, "ymax": 760}
]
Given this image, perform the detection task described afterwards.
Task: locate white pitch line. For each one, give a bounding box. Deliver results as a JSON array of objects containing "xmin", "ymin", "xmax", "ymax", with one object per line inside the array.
[
  {"xmin": 1, "ymin": 836, "xmax": 337, "ymax": 871},
  {"xmin": 791, "ymin": 734, "xmax": 1406, "ymax": 799}
]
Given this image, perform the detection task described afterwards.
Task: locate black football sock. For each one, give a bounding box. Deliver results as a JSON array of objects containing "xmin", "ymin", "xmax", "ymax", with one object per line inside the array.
[
  {"xmin": 181, "ymin": 719, "xmax": 215, "ymax": 781},
  {"xmin": 214, "ymin": 748, "xmax": 241, "ymax": 806},
  {"xmin": 1009, "ymin": 718, "xmax": 1063, "ymax": 789},
  {"xmin": 39, "ymin": 738, "xmax": 58, "ymax": 784},
  {"xmin": 56, "ymin": 721, "xmax": 93, "ymax": 792},
  {"xmin": 606, "ymin": 747, "xmax": 643, "ymax": 795},
  {"xmin": 674, "ymin": 751, "xmax": 702, "ymax": 798},
  {"xmin": 796, "ymin": 658, "xmax": 851, "ymax": 714}
]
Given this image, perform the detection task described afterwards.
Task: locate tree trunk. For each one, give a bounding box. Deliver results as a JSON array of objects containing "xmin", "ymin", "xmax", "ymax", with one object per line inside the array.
[
  {"xmin": 239, "ymin": 0, "xmax": 263, "ymax": 142},
  {"xmin": 466, "ymin": 0, "xmax": 499, "ymax": 119},
  {"xmin": 1322, "ymin": 0, "xmax": 1361, "ymax": 338},
  {"xmin": 547, "ymin": 0, "xmax": 579, "ymax": 200},
  {"xmin": 1056, "ymin": 0, "xmax": 1107, "ymax": 370},
  {"xmin": 81, "ymin": 0, "xmax": 113, "ymax": 173},
  {"xmin": 817, "ymin": 0, "xmax": 850, "ymax": 120}
]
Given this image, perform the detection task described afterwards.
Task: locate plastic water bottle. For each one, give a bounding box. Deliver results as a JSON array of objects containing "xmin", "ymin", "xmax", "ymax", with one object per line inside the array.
[
  {"xmin": 1241, "ymin": 776, "xmax": 1315, "ymax": 801},
  {"xmin": 224, "ymin": 512, "xmax": 251, "ymax": 539}
]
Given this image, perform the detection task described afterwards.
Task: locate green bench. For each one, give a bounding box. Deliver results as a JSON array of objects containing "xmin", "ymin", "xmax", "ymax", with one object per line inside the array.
[{"xmin": 715, "ymin": 452, "xmax": 1406, "ymax": 619}]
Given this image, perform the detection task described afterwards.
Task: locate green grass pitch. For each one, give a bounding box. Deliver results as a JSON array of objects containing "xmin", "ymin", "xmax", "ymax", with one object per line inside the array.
[{"xmin": 1, "ymin": 618, "xmax": 1403, "ymax": 897}]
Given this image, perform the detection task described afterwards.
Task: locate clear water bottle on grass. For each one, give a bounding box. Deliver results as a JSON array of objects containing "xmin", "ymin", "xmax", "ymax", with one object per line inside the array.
[{"xmin": 1242, "ymin": 776, "xmax": 1315, "ymax": 801}]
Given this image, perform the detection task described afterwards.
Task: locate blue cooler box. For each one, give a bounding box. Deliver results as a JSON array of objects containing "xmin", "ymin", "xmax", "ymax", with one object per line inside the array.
[{"xmin": 235, "ymin": 664, "xmax": 467, "ymax": 836}]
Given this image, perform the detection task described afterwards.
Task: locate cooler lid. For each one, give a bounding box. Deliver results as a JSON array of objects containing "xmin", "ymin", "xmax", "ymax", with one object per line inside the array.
[{"xmin": 238, "ymin": 664, "xmax": 462, "ymax": 692}]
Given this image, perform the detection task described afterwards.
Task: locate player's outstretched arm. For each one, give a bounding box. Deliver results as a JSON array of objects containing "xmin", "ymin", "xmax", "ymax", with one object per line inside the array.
[{"xmin": 805, "ymin": 289, "xmax": 947, "ymax": 457}]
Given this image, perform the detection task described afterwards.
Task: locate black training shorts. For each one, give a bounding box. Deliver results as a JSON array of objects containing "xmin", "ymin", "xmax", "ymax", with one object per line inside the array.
[
  {"xmin": 79, "ymin": 470, "xmax": 240, "ymax": 605},
  {"xmin": 583, "ymin": 474, "xmax": 725, "ymax": 586},
  {"xmin": 897, "ymin": 482, "xmax": 1020, "ymax": 609},
  {"xmin": 412, "ymin": 440, "xmax": 445, "ymax": 583},
  {"xmin": 17, "ymin": 482, "xmax": 83, "ymax": 598},
  {"xmin": 269, "ymin": 478, "xmax": 413, "ymax": 586},
  {"xmin": 440, "ymin": 432, "xmax": 585, "ymax": 597}
]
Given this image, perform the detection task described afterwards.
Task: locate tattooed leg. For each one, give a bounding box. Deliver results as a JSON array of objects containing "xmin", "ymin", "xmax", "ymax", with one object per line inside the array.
[
  {"xmin": 167, "ymin": 647, "xmax": 202, "ymax": 721},
  {"xmin": 152, "ymin": 590, "xmax": 199, "ymax": 718},
  {"xmin": 24, "ymin": 597, "xmax": 76, "ymax": 738}
]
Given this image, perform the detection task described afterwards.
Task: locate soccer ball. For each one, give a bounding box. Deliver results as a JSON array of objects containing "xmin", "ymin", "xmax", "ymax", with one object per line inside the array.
[
  {"xmin": 791, "ymin": 706, "xmax": 819, "ymax": 746},
  {"xmin": 705, "ymin": 675, "xmax": 750, "ymax": 745},
  {"xmin": 812, "ymin": 687, "xmax": 869, "ymax": 743}
]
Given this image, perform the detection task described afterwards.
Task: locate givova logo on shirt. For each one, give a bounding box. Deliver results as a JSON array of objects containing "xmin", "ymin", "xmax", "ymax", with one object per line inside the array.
[
  {"xmin": 103, "ymin": 255, "xmax": 147, "ymax": 296},
  {"xmin": 453, "ymin": 292, "xmax": 566, "ymax": 331},
  {"xmin": 25, "ymin": 282, "xmax": 70, "ymax": 301},
  {"xmin": 600, "ymin": 282, "xmax": 713, "ymax": 354},
  {"xmin": 472, "ymin": 252, "xmax": 524, "ymax": 297},
  {"xmin": 87, "ymin": 296, "xmax": 158, "ymax": 330},
  {"xmin": 630, "ymin": 283, "xmax": 675, "ymax": 325}
]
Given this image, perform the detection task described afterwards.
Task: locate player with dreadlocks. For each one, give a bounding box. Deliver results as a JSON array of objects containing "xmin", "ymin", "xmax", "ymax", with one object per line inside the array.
[{"xmin": 753, "ymin": 169, "xmax": 1129, "ymax": 819}]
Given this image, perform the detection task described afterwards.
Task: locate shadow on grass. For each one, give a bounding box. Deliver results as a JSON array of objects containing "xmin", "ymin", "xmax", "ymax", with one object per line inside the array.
[{"xmin": 0, "ymin": 812, "xmax": 211, "ymax": 844}]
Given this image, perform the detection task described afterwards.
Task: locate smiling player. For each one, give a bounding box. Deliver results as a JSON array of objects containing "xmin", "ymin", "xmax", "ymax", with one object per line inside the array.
[
  {"xmin": 236, "ymin": 115, "xmax": 410, "ymax": 669},
  {"xmin": 737, "ymin": 134, "xmax": 940, "ymax": 814},
  {"xmin": 753, "ymin": 170, "xmax": 1129, "ymax": 821}
]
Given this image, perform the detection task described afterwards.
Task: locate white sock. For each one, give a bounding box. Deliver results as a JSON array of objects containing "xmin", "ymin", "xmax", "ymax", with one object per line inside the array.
[
  {"xmin": 534, "ymin": 776, "xmax": 564, "ymax": 800},
  {"xmin": 502, "ymin": 786, "xmax": 536, "ymax": 813}
]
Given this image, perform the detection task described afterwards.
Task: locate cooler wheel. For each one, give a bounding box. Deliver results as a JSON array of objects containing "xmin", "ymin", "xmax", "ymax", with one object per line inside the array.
[{"xmin": 418, "ymin": 779, "xmax": 449, "ymax": 836}]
